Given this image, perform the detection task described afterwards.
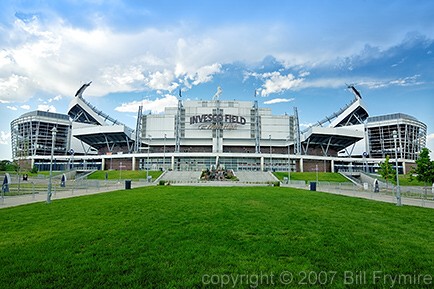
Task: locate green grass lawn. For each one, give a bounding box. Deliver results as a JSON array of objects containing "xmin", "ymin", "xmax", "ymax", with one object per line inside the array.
[
  {"xmin": 370, "ymin": 173, "xmax": 429, "ymax": 187},
  {"xmin": 0, "ymin": 186, "xmax": 433, "ymax": 288},
  {"xmin": 398, "ymin": 175, "xmax": 429, "ymax": 186},
  {"xmin": 274, "ymin": 172, "xmax": 350, "ymax": 183},
  {"xmin": 87, "ymin": 170, "xmax": 163, "ymax": 180}
]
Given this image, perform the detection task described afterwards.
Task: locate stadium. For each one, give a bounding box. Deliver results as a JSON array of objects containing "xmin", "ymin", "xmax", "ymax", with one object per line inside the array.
[{"xmin": 10, "ymin": 83, "xmax": 427, "ymax": 175}]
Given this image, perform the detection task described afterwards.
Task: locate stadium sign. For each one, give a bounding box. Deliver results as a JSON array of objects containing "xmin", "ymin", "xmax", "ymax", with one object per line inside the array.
[
  {"xmin": 190, "ymin": 113, "xmax": 246, "ymax": 130},
  {"xmin": 190, "ymin": 113, "xmax": 246, "ymax": 125}
]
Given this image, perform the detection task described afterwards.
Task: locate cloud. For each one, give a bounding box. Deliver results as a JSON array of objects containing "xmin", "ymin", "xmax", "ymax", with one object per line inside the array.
[
  {"xmin": 183, "ymin": 63, "xmax": 222, "ymax": 88},
  {"xmin": 1, "ymin": 6, "xmax": 432, "ymax": 106},
  {"xmin": 115, "ymin": 94, "xmax": 178, "ymax": 114},
  {"xmin": 48, "ymin": 95, "xmax": 63, "ymax": 102},
  {"xmin": 6, "ymin": 105, "xmax": 17, "ymax": 110},
  {"xmin": 0, "ymin": 131, "xmax": 10, "ymax": 145},
  {"xmin": 0, "ymin": 74, "xmax": 36, "ymax": 103},
  {"xmin": 0, "ymin": 16, "xmax": 231, "ymax": 102},
  {"xmin": 360, "ymin": 75, "xmax": 423, "ymax": 89},
  {"xmin": 249, "ymin": 72, "xmax": 304, "ymax": 96},
  {"xmin": 20, "ymin": 104, "xmax": 30, "ymax": 110},
  {"xmin": 145, "ymin": 70, "xmax": 178, "ymax": 92},
  {"xmin": 300, "ymin": 123, "xmax": 315, "ymax": 129},
  {"xmin": 37, "ymin": 104, "xmax": 56, "ymax": 112},
  {"xmin": 263, "ymin": 98, "xmax": 295, "ymax": 104}
]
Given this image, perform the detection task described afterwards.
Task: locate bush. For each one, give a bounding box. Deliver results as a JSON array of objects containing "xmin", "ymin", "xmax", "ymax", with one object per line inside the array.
[
  {"xmin": 30, "ymin": 165, "xmax": 38, "ymax": 174},
  {"xmin": 267, "ymin": 181, "xmax": 281, "ymax": 187}
]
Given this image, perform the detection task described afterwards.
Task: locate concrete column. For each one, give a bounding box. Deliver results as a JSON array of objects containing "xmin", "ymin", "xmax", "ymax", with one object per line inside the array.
[
  {"xmin": 132, "ymin": 156, "xmax": 136, "ymax": 171},
  {"xmin": 331, "ymin": 159, "xmax": 335, "ymax": 173},
  {"xmin": 260, "ymin": 156, "xmax": 264, "ymax": 171},
  {"xmin": 402, "ymin": 161, "xmax": 406, "ymax": 174},
  {"xmin": 171, "ymin": 155, "xmax": 175, "ymax": 170},
  {"xmin": 101, "ymin": 157, "xmax": 105, "ymax": 170},
  {"xmin": 299, "ymin": 158, "xmax": 304, "ymax": 172}
]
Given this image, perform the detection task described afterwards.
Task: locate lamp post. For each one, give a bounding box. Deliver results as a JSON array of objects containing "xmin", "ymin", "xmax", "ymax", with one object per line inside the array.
[
  {"xmin": 392, "ymin": 130, "xmax": 402, "ymax": 206},
  {"xmin": 163, "ymin": 133, "xmax": 166, "ymax": 171},
  {"xmin": 147, "ymin": 135, "xmax": 152, "ymax": 181},
  {"xmin": 287, "ymin": 136, "xmax": 291, "ymax": 184},
  {"xmin": 47, "ymin": 126, "xmax": 57, "ymax": 204},
  {"xmin": 269, "ymin": 134, "xmax": 272, "ymax": 172},
  {"xmin": 119, "ymin": 161, "xmax": 122, "ymax": 181}
]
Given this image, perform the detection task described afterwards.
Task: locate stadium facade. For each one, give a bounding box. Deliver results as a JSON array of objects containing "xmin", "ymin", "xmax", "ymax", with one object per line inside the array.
[{"xmin": 10, "ymin": 83, "xmax": 427, "ymax": 174}]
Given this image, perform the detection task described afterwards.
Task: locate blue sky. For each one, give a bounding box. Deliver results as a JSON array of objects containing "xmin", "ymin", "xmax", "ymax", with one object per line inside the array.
[{"xmin": 1, "ymin": 0, "xmax": 433, "ymax": 160}]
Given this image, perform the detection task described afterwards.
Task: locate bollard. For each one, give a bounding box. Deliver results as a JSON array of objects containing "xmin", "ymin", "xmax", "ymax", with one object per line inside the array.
[
  {"xmin": 125, "ymin": 180, "xmax": 132, "ymax": 190},
  {"xmin": 310, "ymin": 182, "xmax": 316, "ymax": 191}
]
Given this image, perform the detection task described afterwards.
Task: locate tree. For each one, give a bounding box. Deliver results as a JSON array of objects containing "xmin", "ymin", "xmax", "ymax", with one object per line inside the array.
[
  {"xmin": 0, "ymin": 160, "xmax": 18, "ymax": 171},
  {"xmin": 378, "ymin": 155, "xmax": 396, "ymax": 188},
  {"xmin": 410, "ymin": 148, "xmax": 434, "ymax": 185}
]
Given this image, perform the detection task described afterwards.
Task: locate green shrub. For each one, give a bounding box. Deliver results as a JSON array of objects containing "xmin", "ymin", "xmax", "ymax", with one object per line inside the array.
[{"xmin": 30, "ymin": 165, "xmax": 38, "ymax": 174}]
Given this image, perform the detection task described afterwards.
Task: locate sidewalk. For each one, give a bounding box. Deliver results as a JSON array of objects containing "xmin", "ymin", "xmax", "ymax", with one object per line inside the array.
[
  {"xmin": 0, "ymin": 181, "xmax": 154, "ymax": 209},
  {"xmin": 2, "ymin": 181, "xmax": 433, "ymax": 210},
  {"xmin": 282, "ymin": 183, "xmax": 434, "ymax": 209}
]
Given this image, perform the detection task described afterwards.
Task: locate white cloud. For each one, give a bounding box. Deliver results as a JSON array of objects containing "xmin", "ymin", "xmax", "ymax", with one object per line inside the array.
[
  {"xmin": 186, "ymin": 63, "xmax": 222, "ymax": 87},
  {"xmin": 37, "ymin": 104, "xmax": 56, "ymax": 112},
  {"xmin": 0, "ymin": 16, "xmax": 232, "ymax": 102},
  {"xmin": 0, "ymin": 74, "xmax": 36, "ymax": 103},
  {"xmin": 145, "ymin": 70, "xmax": 178, "ymax": 92},
  {"xmin": 6, "ymin": 105, "xmax": 17, "ymax": 110},
  {"xmin": 115, "ymin": 94, "xmax": 178, "ymax": 114},
  {"xmin": 0, "ymin": 131, "xmax": 10, "ymax": 145},
  {"xmin": 48, "ymin": 95, "xmax": 63, "ymax": 103},
  {"xmin": 300, "ymin": 123, "xmax": 315, "ymax": 128},
  {"xmin": 360, "ymin": 75, "xmax": 423, "ymax": 89},
  {"xmin": 0, "ymin": 9, "xmax": 428, "ymax": 105},
  {"xmin": 263, "ymin": 98, "xmax": 295, "ymax": 104},
  {"xmin": 299, "ymin": 71, "xmax": 310, "ymax": 77},
  {"xmin": 20, "ymin": 105, "xmax": 30, "ymax": 110},
  {"xmin": 257, "ymin": 72, "xmax": 304, "ymax": 96}
]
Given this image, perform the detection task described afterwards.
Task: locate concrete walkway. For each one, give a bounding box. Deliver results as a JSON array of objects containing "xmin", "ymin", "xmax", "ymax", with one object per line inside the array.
[
  {"xmin": 0, "ymin": 181, "xmax": 153, "ymax": 209},
  {"xmin": 282, "ymin": 183, "xmax": 434, "ymax": 209},
  {"xmin": 2, "ymin": 181, "xmax": 433, "ymax": 210}
]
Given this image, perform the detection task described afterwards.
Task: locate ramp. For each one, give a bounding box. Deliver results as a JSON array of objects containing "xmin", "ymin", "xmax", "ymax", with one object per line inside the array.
[
  {"xmin": 160, "ymin": 171, "xmax": 202, "ymax": 183},
  {"xmin": 235, "ymin": 171, "xmax": 279, "ymax": 183}
]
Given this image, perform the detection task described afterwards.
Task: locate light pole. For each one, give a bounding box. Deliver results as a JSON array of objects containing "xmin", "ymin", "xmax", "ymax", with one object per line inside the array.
[
  {"xmin": 119, "ymin": 161, "xmax": 122, "ymax": 181},
  {"xmin": 287, "ymin": 136, "xmax": 291, "ymax": 184},
  {"xmin": 269, "ymin": 134, "xmax": 272, "ymax": 172},
  {"xmin": 147, "ymin": 135, "xmax": 152, "ymax": 181},
  {"xmin": 163, "ymin": 133, "xmax": 166, "ymax": 171},
  {"xmin": 315, "ymin": 164, "xmax": 319, "ymax": 183},
  {"xmin": 69, "ymin": 148, "xmax": 75, "ymax": 170},
  {"xmin": 392, "ymin": 130, "xmax": 402, "ymax": 206},
  {"xmin": 47, "ymin": 126, "xmax": 57, "ymax": 204}
]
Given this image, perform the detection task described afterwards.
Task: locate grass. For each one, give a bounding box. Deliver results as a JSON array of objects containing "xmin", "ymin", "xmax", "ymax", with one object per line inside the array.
[
  {"xmin": 371, "ymin": 173, "xmax": 429, "ymax": 187},
  {"xmin": 87, "ymin": 170, "xmax": 163, "ymax": 180},
  {"xmin": 398, "ymin": 175, "xmax": 429, "ymax": 187},
  {"xmin": 274, "ymin": 172, "xmax": 350, "ymax": 183},
  {"xmin": 0, "ymin": 186, "xmax": 433, "ymax": 288}
]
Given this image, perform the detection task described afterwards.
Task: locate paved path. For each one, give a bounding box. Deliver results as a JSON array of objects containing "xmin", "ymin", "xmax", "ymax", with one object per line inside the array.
[
  {"xmin": 2, "ymin": 181, "xmax": 433, "ymax": 210},
  {"xmin": 0, "ymin": 181, "xmax": 153, "ymax": 209},
  {"xmin": 282, "ymin": 183, "xmax": 434, "ymax": 209}
]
